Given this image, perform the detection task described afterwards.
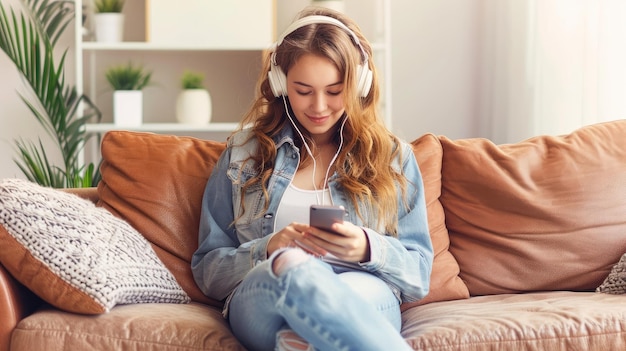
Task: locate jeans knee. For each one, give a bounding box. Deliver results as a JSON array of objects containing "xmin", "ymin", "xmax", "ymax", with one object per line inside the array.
[
  {"xmin": 272, "ymin": 248, "xmax": 311, "ymax": 276},
  {"xmin": 338, "ymin": 272, "xmax": 402, "ymax": 330}
]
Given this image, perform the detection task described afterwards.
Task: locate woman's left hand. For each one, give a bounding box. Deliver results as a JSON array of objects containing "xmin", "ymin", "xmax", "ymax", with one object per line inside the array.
[{"xmin": 305, "ymin": 221, "xmax": 370, "ymax": 263}]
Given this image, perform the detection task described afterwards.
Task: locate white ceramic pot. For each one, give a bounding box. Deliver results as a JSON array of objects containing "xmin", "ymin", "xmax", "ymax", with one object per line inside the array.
[
  {"xmin": 113, "ymin": 90, "xmax": 142, "ymax": 127},
  {"xmin": 94, "ymin": 13, "xmax": 124, "ymax": 42},
  {"xmin": 311, "ymin": 0, "xmax": 345, "ymax": 13},
  {"xmin": 176, "ymin": 89, "xmax": 212, "ymax": 125}
]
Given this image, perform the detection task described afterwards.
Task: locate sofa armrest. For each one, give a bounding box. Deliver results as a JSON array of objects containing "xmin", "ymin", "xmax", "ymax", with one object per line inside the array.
[
  {"xmin": 0, "ymin": 187, "xmax": 97, "ymax": 351},
  {"xmin": 0, "ymin": 264, "xmax": 41, "ymax": 351}
]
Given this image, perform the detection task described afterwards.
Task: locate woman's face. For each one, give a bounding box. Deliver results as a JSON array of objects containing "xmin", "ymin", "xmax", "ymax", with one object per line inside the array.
[{"xmin": 286, "ymin": 54, "xmax": 345, "ymax": 142}]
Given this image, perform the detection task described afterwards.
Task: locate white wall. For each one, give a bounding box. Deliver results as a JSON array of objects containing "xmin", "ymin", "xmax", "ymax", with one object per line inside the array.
[
  {"xmin": 0, "ymin": 0, "xmax": 481, "ymax": 180},
  {"xmin": 0, "ymin": 0, "xmax": 70, "ymax": 180},
  {"xmin": 475, "ymin": 0, "xmax": 626, "ymax": 144},
  {"xmin": 390, "ymin": 0, "xmax": 479, "ymax": 141}
]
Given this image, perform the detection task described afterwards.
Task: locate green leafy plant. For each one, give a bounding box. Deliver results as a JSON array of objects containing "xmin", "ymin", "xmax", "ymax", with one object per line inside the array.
[
  {"xmin": 181, "ymin": 70, "xmax": 205, "ymax": 90},
  {"xmin": 0, "ymin": 0, "xmax": 102, "ymax": 188},
  {"xmin": 105, "ymin": 63, "xmax": 152, "ymax": 90},
  {"xmin": 94, "ymin": 0, "xmax": 124, "ymax": 13}
]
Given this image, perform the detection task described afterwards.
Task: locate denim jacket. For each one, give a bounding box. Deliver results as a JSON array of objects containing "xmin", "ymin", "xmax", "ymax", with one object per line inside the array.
[{"xmin": 191, "ymin": 125, "xmax": 434, "ymax": 305}]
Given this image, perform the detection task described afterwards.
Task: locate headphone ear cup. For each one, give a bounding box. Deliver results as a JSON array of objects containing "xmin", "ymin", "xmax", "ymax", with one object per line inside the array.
[
  {"xmin": 356, "ymin": 64, "xmax": 373, "ymax": 98},
  {"xmin": 269, "ymin": 63, "xmax": 288, "ymax": 97}
]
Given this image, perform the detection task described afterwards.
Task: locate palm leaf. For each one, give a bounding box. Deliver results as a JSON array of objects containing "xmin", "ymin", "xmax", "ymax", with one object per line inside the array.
[
  {"xmin": 0, "ymin": 0, "xmax": 102, "ymax": 188},
  {"xmin": 14, "ymin": 138, "xmax": 64, "ymax": 188}
]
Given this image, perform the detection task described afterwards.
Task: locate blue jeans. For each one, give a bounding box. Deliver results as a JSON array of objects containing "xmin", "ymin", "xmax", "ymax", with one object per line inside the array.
[{"xmin": 228, "ymin": 250, "xmax": 412, "ymax": 351}]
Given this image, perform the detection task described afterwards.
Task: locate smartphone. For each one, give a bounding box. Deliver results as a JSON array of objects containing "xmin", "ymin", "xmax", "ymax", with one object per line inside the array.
[{"xmin": 310, "ymin": 205, "xmax": 345, "ymax": 234}]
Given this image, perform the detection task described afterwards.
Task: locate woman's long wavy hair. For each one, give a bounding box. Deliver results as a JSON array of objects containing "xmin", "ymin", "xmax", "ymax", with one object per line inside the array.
[{"xmin": 236, "ymin": 7, "xmax": 408, "ymax": 236}]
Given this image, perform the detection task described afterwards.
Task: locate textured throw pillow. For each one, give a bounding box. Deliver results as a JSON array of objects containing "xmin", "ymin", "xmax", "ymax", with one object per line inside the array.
[
  {"xmin": 0, "ymin": 178, "xmax": 190, "ymax": 315},
  {"xmin": 597, "ymin": 253, "xmax": 626, "ymax": 294}
]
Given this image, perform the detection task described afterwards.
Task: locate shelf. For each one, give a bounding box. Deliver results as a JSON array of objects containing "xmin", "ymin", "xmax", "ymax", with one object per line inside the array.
[
  {"xmin": 80, "ymin": 41, "xmax": 386, "ymax": 52},
  {"xmin": 80, "ymin": 42, "xmax": 271, "ymax": 51},
  {"xmin": 85, "ymin": 123, "xmax": 238, "ymax": 133}
]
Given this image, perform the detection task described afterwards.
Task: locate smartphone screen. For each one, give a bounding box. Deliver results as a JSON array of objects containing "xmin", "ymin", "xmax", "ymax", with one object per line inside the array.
[{"xmin": 310, "ymin": 205, "xmax": 345, "ymax": 234}]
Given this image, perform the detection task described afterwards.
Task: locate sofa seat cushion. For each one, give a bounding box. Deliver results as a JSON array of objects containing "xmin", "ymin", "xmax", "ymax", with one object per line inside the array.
[
  {"xmin": 401, "ymin": 291, "xmax": 626, "ymax": 351},
  {"xmin": 11, "ymin": 303, "xmax": 245, "ymax": 351},
  {"xmin": 440, "ymin": 120, "xmax": 626, "ymax": 295}
]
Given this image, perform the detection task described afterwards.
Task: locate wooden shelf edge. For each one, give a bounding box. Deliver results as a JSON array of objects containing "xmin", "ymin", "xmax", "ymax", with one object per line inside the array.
[
  {"xmin": 81, "ymin": 41, "xmax": 385, "ymax": 52},
  {"xmin": 81, "ymin": 42, "xmax": 271, "ymax": 51},
  {"xmin": 85, "ymin": 122, "xmax": 239, "ymax": 133}
]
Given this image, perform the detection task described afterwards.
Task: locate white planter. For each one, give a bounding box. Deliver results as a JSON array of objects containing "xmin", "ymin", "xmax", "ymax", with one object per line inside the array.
[
  {"xmin": 311, "ymin": 0, "xmax": 345, "ymax": 13},
  {"xmin": 113, "ymin": 90, "xmax": 142, "ymax": 127},
  {"xmin": 94, "ymin": 13, "xmax": 124, "ymax": 43},
  {"xmin": 176, "ymin": 89, "xmax": 212, "ymax": 125}
]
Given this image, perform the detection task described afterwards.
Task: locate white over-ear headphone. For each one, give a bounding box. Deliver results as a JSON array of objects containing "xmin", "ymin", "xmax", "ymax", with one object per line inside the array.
[{"xmin": 268, "ymin": 15, "xmax": 373, "ymax": 98}]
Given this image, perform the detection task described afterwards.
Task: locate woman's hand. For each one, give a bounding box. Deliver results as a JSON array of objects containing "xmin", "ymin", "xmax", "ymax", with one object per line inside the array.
[
  {"xmin": 267, "ymin": 221, "xmax": 371, "ymax": 263},
  {"xmin": 267, "ymin": 222, "xmax": 327, "ymax": 257},
  {"xmin": 305, "ymin": 221, "xmax": 371, "ymax": 263}
]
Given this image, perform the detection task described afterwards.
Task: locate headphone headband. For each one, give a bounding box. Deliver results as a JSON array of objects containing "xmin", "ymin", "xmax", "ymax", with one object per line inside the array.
[
  {"xmin": 275, "ymin": 15, "xmax": 368, "ymax": 64},
  {"xmin": 268, "ymin": 15, "xmax": 373, "ymax": 98}
]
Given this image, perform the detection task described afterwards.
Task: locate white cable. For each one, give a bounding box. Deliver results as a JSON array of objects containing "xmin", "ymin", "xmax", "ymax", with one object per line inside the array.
[
  {"xmin": 282, "ymin": 97, "xmax": 320, "ymax": 204},
  {"xmin": 281, "ymin": 96, "xmax": 344, "ymax": 205},
  {"xmin": 321, "ymin": 116, "xmax": 347, "ymax": 205}
]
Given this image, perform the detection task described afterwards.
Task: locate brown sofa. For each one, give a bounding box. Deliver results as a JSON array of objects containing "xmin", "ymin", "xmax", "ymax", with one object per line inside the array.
[{"xmin": 2, "ymin": 120, "xmax": 626, "ymax": 350}]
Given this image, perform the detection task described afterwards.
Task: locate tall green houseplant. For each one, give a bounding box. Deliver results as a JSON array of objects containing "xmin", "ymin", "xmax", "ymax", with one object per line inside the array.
[{"xmin": 0, "ymin": 0, "xmax": 101, "ymax": 188}]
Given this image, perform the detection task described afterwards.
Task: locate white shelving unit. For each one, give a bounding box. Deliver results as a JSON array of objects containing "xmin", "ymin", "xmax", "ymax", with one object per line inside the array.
[
  {"xmin": 74, "ymin": 0, "xmax": 270, "ymax": 140},
  {"xmin": 75, "ymin": 0, "xmax": 391, "ymax": 139}
]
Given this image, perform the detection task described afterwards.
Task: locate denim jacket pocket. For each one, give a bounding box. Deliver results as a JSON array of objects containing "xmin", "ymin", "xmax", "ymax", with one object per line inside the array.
[{"xmin": 227, "ymin": 163, "xmax": 265, "ymax": 227}]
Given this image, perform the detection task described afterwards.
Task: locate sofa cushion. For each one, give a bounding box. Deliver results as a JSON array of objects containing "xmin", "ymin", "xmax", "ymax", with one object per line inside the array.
[
  {"xmin": 404, "ymin": 134, "xmax": 469, "ymax": 308},
  {"xmin": 402, "ymin": 291, "xmax": 626, "ymax": 351},
  {"xmin": 98, "ymin": 131, "xmax": 226, "ymax": 306},
  {"xmin": 0, "ymin": 178, "xmax": 190, "ymax": 315},
  {"xmin": 440, "ymin": 120, "xmax": 626, "ymax": 295},
  {"xmin": 11, "ymin": 303, "xmax": 245, "ymax": 351}
]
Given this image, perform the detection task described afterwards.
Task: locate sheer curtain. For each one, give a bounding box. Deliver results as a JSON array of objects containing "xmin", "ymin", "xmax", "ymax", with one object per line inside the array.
[{"xmin": 478, "ymin": 0, "xmax": 626, "ymax": 144}]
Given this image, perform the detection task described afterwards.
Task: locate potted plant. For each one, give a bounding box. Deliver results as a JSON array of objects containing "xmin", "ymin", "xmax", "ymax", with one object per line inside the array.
[
  {"xmin": 175, "ymin": 70, "xmax": 212, "ymax": 125},
  {"xmin": 105, "ymin": 62, "xmax": 152, "ymax": 127},
  {"xmin": 93, "ymin": 0, "xmax": 125, "ymax": 42}
]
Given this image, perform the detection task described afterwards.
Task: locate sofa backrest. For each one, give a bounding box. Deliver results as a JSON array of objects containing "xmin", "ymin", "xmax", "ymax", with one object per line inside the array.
[
  {"xmin": 96, "ymin": 120, "xmax": 625, "ymax": 304},
  {"xmin": 440, "ymin": 120, "xmax": 626, "ymax": 295},
  {"xmin": 98, "ymin": 131, "xmax": 225, "ymax": 306},
  {"xmin": 96, "ymin": 130, "xmax": 470, "ymax": 307}
]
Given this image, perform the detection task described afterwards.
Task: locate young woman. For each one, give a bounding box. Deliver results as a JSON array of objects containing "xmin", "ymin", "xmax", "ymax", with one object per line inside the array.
[{"xmin": 192, "ymin": 6, "xmax": 433, "ymax": 351}]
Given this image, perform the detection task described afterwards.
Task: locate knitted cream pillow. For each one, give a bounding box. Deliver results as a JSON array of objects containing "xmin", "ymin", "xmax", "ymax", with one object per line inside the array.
[
  {"xmin": 597, "ymin": 253, "xmax": 626, "ymax": 294},
  {"xmin": 0, "ymin": 178, "xmax": 190, "ymax": 314}
]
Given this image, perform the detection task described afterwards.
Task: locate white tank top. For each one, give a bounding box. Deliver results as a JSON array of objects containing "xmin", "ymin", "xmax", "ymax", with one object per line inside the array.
[{"xmin": 274, "ymin": 183, "xmax": 331, "ymax": 231}]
